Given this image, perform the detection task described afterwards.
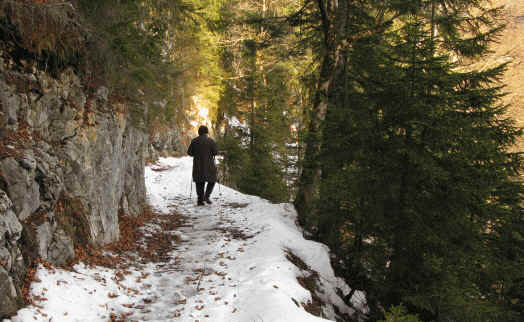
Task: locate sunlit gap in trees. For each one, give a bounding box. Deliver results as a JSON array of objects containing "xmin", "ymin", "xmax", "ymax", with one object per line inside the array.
[{"xmin": 190, "ymin": 95, "xmax": 210, "ymax": 130}]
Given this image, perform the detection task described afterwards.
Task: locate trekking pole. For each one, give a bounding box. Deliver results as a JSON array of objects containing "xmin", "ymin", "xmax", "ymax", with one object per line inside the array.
[
  {"xmin": 189, "ymin": 176, "xmax": 193, "ymax": 200},
  {"xmin": 217, "ymin": 166, "xmax": 223, "ymax": 197},
  {"xmin": 216, "ymin": 154, "xmax": 222, "ymax": 197}
]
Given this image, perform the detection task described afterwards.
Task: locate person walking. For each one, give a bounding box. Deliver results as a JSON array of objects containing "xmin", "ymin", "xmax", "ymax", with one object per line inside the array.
[{"xmin": 187, "ymin": 125, "xmax": 218, "ymax": 206}]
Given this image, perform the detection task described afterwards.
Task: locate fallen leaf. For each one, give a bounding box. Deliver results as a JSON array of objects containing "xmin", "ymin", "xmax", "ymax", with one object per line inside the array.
[{"xmin": 33, "ymin": 295, "xmax": 48, "ymax": 302}]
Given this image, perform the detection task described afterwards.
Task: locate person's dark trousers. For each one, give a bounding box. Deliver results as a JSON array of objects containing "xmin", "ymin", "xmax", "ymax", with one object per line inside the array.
[
  {"xmin": 196, "ymin": 182, "xmax": 205, "ymax": 204},
  {"xmin": 205, "ymin": 182, "xmax": 215, "ymax": 202},
  {"xmin": 195, "ymin": 182, "xmax": 216, "ymax": 204}
]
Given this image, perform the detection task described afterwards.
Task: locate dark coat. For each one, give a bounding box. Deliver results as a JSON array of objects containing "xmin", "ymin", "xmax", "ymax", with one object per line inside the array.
[{"xmin": 187, "ymin": 134, "xmax": 218, "ymax": 182}]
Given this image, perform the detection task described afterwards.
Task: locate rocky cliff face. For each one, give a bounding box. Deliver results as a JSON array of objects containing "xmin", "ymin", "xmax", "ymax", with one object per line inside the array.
[
  {"xmin": 149, "ymin": 124, "xmax": 188, "ymax": 159},
  {"xmin": 0, "ymin": 48, "xmax": 148, "ymax": 316}
]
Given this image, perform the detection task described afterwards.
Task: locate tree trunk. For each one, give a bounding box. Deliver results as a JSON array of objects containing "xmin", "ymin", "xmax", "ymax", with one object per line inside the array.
[
  {"xmin": 294, "ymin": 55, "xmax": 334, "ymax": 225},
  {"xmin": 294, "ymin": 0, "xmax": 348, "ymax": 226}
]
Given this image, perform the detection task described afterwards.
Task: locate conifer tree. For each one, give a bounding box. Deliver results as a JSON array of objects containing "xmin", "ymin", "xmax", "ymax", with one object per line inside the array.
[
  {"xmin": 316, "ymin": 1, "xmax": 523, "ymax": 320},
  {"xmin": 212, "ymin": 0, "xmax": 302, "ymax": 202},
  {"xmin": 294, "ymin": 0, "xmax": 354, "ymax": 225}
]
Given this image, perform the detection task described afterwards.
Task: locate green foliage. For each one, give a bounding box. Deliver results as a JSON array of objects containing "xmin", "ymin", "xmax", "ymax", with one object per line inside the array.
[
  {"xmin": 76, "ymin": 1, "xmax": 184, "ymax": 102},
  {"xmin": 314, "ymin": 1, "xmax": 523, "ymax": 320},
  {"xmin": 0, "ymin": 0, "xmax": 219, "ymax": 135},
  {"xmin": 213, "ymin": 0, "xmax": 304, "ymax": 203},
  {"xmin": 380, "ymin": 305, "xmax": 422, "ymax": 322},
  {"xmin": 216, "ymin": 62, "xmax": 294, "ymax": 202}
]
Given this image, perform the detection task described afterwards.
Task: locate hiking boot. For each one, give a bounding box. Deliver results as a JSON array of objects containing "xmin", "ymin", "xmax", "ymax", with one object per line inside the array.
[
  {"xmin": 197, "ymin": 200, "xmax": 205, "ymax": 206},
  {"xmin": 204, "ymin": 197, "xmax": 212, "ymax": 204}
]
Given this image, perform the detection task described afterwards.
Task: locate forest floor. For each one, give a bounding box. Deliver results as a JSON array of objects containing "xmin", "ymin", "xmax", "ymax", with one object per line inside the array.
[{"xmin": 6, "ymin": 157, "xmax": 365, "ymax": 322}]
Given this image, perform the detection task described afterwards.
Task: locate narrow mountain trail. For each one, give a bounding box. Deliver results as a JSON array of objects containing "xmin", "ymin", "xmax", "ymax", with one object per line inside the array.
[{"xmin": 7, "ymin": 157, "xmax": 364, "ymax": 322}]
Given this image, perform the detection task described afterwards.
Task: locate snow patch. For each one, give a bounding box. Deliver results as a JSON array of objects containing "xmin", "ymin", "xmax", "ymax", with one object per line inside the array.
[{"xmin": 6, "ymin": 157, "xmax": 365, "ymax": 322}]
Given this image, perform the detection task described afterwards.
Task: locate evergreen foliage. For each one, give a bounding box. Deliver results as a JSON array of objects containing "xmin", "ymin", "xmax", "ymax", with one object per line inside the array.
[
  {"xmin": 380, "ymin": 304, "xmax": 422, "ymax": 322},
  {"xmin": 316, "ymin": 1, "xmax": 523, "ymax": 320},
  {"xmin": 75, "ymin": 0, "xmax": 206, "ymax": 131},
  {"xmin": 212, "ymin": 0, "xmax": 302, "ymax": 203}
]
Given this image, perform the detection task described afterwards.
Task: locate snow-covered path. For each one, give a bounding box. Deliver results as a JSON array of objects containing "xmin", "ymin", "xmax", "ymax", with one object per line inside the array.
[{"xmin": 7, "ymin": 157, "xmax": 364, "ymax": 322}]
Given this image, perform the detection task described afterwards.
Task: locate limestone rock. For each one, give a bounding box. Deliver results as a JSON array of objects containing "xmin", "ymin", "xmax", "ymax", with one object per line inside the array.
[
  {"xmin": 149, "ymin": 125, "xmax": 186, "ymax": 158},
  {"xmin": 0, "ymin": 188, "xmax": 13, "ymax": 212},
  {"xmin": 0, "ymin": 190, "xmax": 22, "ymax": 317},
  {"xmin": 0, "ymin": 266, "xmax": 17, "ymax": 317},
  {"xmin": 35, "ymin": 221, "xmax": 54, "ymax": 261},
  {"xmin": 0, "ymin": 77, "xmax": 19, "ymax": 129},
  {"xmin": 19, "ymin": 150, "xmax": 36, "ymax": 171},
  {"xmin": 0, "ymin": 193, "xmax": 23, "ymax": 245},
  {"xmin": 47, "ymin": 229, "xmax": 74, "ymax": 266},
  {"xmin": 0, "ymin": 157, "xmax": 40, "ymax": 221},
  {"xmin": 0, "ymin": 43, "xmax": 156, "ymax": 317},
  {"xmin": 0, "ymin": 247, "xmax": 11, "ymax": 271},
  {"xmin": 96, "ymin": 86, "xmax": 109, "ymax": 102}
]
